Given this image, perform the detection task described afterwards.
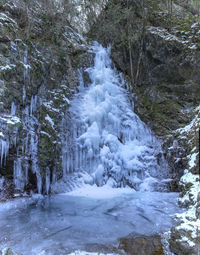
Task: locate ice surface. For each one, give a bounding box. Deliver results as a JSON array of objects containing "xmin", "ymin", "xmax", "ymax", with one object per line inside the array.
[{"xmin": 0, "ymin": 192, "xmax": 181, "ymax": 255}]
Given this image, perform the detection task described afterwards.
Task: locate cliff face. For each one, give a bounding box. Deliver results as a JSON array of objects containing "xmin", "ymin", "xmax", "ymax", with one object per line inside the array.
[
  {"xmin": 89, "ymin": 0, "xmax": 200, "ymax": 254},
  {"xmin": 0, "ymin": 0, "xmax": 96, "ymax": 196},
  {"xmin": 90, "ymin": 0, "xmax": 200, "ymax": 135}
]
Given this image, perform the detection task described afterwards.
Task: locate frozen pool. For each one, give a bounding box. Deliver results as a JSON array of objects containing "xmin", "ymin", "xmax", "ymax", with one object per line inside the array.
[{"xmin": 0, "ymin": 189, "xmax": 182, "ymax": 255}]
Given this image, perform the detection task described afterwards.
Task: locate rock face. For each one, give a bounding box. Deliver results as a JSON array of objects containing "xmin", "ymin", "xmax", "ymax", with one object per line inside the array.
[
  {"xmin": 90, "ymin": 0, "xmax": 200, "ymax": 136},
  {"xmin": 169, "ymin": 106, "xmax": 200, "ymax": 255},
  {"xmin": 0, "ymin": 0, "xmax": 95, "ymax": 195},
  {"xmin": 119, "ymin": 235, "xmax": 164, "ymax": 255}
]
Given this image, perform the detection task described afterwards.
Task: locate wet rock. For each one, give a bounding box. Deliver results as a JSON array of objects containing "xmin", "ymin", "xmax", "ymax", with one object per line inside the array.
[
  {"xmin": 119, "ymin": 235, "xmax": 164, "ymax": 255},
  {"xmin": 170, "ymin": 227, "xmax": 200, "ymax": 255}
]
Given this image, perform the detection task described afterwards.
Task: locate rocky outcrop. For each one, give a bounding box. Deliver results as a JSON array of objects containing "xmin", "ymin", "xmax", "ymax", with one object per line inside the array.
[
  {"xmin": 0, "ymin": 0, "xmax": 94, "ymax": 196},
  {"xmin": 119, "ymin": 234, "xmax": 164, "ymax": 255},
  {"xmin": 169, "ymin": 106, "xmax": 200, "ymax": 255},
  {"xmin": 90, "ymin": 0, "xmax": 200, "ymax": 135}
]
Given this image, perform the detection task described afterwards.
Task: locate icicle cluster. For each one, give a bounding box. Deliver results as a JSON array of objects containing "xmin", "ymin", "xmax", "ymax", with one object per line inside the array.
[
  {"xmin": 13, "ymin": 96, "xmax": 43, "ymax": 193},
  {"xmin": 0, "ymin": 139, "xmax": 9, "ymax": 167}
]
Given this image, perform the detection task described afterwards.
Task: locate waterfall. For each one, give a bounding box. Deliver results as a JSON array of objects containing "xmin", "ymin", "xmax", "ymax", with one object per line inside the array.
[
  {"xmin": 62, "ymin": 42, "xmax": 170, "ymax": 192},
  {"xmin": 3, "ymin": 42, "xmax": 170, "ymax": 194}
]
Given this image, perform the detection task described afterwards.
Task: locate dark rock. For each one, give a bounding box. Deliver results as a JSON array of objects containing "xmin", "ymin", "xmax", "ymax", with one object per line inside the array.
[
  {"xmin": 170, "ymin": 227, "xmax": 199, "ymax": 255},
  {"xmin": 0, "ymin": 36, "xmax": 10, "ymax": 43},
  {"xmin": 119, "ymin": 235, "xmax": 164, "ymax": 255}
]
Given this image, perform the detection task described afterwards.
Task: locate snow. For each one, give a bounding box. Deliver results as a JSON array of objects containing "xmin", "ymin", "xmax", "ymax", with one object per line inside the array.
[
  {"xmin": 173, "ymin": 105, "xmax": 200, "ymax": 249},
  {"xmin": 147, "ymin": 26, "xmax": 197, "ymax": 50},
  {"xmin": 21, "ymin": 62, "xmax": 31, "ymax": 70},
  {"xmin": 179, "ymin": 170, "xmax": 199, "ymax": 207},
  {"xmin": 68, "ymin": 251, "xmax": 117, "ymax": 255},
  {"xmin": 43, "ymin": 101, "xmax": 60, "ymax": 113},
  {"xmin": 191, "ymin": 22, "xmax": 200, "ymax": 29},
  {"xmin": 7, "ymin": 117, "xmax": 21, "ymax": 125},
  {"xmin": 62, "ymin": 95, "xmax": 70, "ymax": 104},
  {"xmin": 45, "ymin": 114, "xmax": 54, "ymax": 128},
  {"xmin": 176, "ymin": 107, "xmax": 200, "ymax": 135},
  {"xmin": 180, "ymin": 237, "xmax": 195, "ymax": 247},
  {"xmin": 188, "ymin": 44, "xmax": 197, "ymax": 50},
  {"xmin": 175, "ymin": 205, "xmax": 200, "ymax": 243},
  {"xmin": 188, "ymin": 152, "xmax": 198, "ymax": 169},
  {"xmin": 181, "ymin": 170, "xmax": 199, "ymax": 184},
  {"xmin": 0, "ymin": 13, "xmax": 17, "ymax": 25},
  {"xmin": 67, "ymin": 183, "xmax": 134, "ymax": 199},
  {"xmin": 0, "ymin": 64, "xmax": 16, "ymax": 71},
  {"xmin": 40, "ymin": 131, "xmax": 51, "ymax": 138}
]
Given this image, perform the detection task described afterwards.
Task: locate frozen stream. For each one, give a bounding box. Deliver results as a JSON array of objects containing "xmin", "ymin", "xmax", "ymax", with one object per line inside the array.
[{"xmin": 0, "ymin": 189, "xmax": 181, "ymax": 255}]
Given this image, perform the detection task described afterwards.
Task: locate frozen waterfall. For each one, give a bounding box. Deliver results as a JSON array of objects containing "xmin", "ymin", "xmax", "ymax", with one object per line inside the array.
[{"xmin": 61, "ymin": 42, "xmax": 170, "ymax": 192}]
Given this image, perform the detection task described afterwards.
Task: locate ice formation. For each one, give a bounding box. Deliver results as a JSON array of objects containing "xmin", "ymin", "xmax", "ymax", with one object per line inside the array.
[{"xmin": 62, "ymin": 43, "xmax": 170, "ymax": 191}]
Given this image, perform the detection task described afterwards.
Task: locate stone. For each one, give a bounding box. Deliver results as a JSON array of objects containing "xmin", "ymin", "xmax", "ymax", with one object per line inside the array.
[{"xmin": 119, "ymin": 235, "xmax": 164, "ymax": 255}]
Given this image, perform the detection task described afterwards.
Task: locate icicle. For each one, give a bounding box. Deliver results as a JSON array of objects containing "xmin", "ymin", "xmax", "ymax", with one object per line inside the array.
[
  {"xmin": 78, "ymin": 68, "xmax": 84, "ymax": 91},
  {"xmin": 24, "ymin": 160, "xmax": 29, "ymax": 186},
  {"xmin": 13, "ymin": 158, "xmax": 25, "ymax": 191},
  {"xmin": 23, "ymin": 86, "xmax": 26, "ymax": 103},
  {"xmin": 11, "ymin": 102, "xmax": 16, "ymax": 116},
  {"xmin": 36, "ymin": 171, "xmax": 42, "ymax": 194},
  {"xmin": 30, "ymin": 96, "xmax": 34, "ymax": 116},
  {"xmin": 0, "ymin": 140, "xmax": 9, "ymax": 167},
  {"xmin": 30, "ymin": 95, "xmax": 38, "ymax": 116},
  {"xmin": 45, "ymin": 167, "xmax": 50, "ymax": 195},
  {"xmin": 52, "ymin": 167, "xmax": 57, "ymax": 184}
]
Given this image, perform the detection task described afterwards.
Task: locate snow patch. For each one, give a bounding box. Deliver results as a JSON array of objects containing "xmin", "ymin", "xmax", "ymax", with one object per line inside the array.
[
  {"xmin": 68, "ymin": 251, "xmax": 117, "ymax": 255},
  {"xmin": 45, "ymin": 114, "xmax": 54, "ymax": 128},
  {"xmin": 0, "ymin": 64, "xmax": 16, "ymax": 72},
  {"xmin": 67, "ymin": 183, "xmax": 134, "ymax": 199},
  {"xmin": 188, "ymin": 153, "xmax": 198, "ymax": 169},
  {"xmin": 40, "ymin": 131, "xmax": 51, "ymax": 138},
  {"xmin": 147, "ymin": 26, "xmax": 197, "ymax": 50}
]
